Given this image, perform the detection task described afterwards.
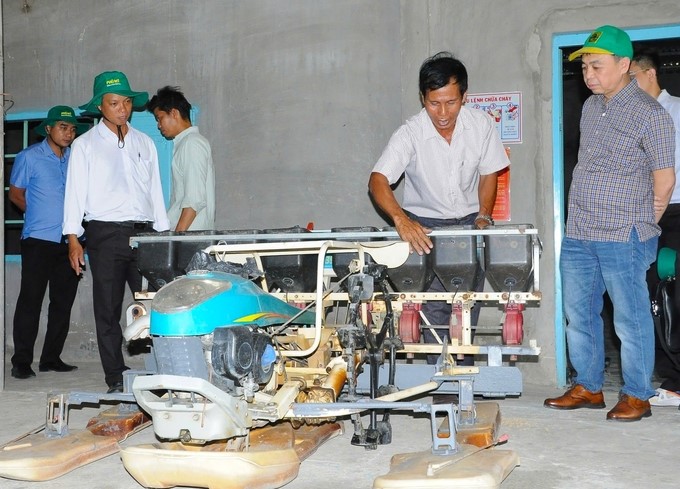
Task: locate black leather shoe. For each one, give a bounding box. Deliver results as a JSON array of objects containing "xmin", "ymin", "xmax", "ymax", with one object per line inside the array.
[
  {"xmin": 107, "ymin": 381, "xmax": 124, "ymax": 394},
  {"xmin": 11, "ymin": 365, "xmax": 36, "ymax": 379},
  {"xmin": 39, "ymin": 359, "xmax": 78, "ymax": 372}
]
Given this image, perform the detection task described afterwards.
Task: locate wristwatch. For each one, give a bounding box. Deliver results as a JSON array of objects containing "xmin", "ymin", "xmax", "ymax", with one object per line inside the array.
[{"xmin": 475, "ymin": 214, "xmax": 494, "ymax": 225}]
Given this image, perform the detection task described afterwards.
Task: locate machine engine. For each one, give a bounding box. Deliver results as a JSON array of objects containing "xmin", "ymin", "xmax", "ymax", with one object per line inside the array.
[
  {"xmin": 145, "ymin": 270, "xmax": 310, "ymax": 397},
  {"xmin": 130, "ymin": 270, "xmax": 316, "ymax": 444},
  {"xmin": 210, "ymin": 326, "xmax": 277, "ymax": 393}
]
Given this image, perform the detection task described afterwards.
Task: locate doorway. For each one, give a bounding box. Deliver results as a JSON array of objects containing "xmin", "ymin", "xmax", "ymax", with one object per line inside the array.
[{"xmin": 552, "ymin": 24, "xmax": 680, "ymax": 386}]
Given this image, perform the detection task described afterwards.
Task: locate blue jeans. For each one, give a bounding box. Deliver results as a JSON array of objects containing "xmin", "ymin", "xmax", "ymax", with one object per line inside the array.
[{"xmin": 560, "ymin": 228, "xmax": 657, "ymax": 400}]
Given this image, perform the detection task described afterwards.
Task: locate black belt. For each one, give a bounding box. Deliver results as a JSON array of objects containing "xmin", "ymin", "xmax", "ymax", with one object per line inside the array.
[
  {"xmin": 87, "ymin": 220, "xmax": 154, "ymax": 230},
  {"xmin": 120, "ymin": 221, "xmax": 154, "ymax": 230}
]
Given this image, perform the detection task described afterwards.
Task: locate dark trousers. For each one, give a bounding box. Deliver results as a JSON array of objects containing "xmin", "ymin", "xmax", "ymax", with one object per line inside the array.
[
  {"xmin": 11, "ymin": 238, "xmax": 79, "ymax": 368},
  {"xmin": 404, "ymin": 211, "xmax": 483, "ymax": 366},
  {"xmin": 647, "ymin": 203, "xmax": 680, "ymax": 391},
  {"xmin": 85, "ymin": 221, "xmax": 149, "ymax": 386}
]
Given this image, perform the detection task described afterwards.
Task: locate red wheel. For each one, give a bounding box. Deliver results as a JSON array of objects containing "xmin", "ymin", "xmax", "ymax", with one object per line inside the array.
[
  {"xmin": 399, "ymin": 302, "xmax": 421, "ymax": 343},
  {"xmin": 502, "ymin": 303, "xmax": 524, "ymax": 345}
]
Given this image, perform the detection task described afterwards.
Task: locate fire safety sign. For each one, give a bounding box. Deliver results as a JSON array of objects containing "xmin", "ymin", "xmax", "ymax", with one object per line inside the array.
[{"xmin": 466, "ymin": 92, "xmax": 522, "ymax": 144}]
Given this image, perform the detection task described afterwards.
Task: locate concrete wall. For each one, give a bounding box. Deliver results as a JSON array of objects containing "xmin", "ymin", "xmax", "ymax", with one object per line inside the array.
[{"xmin": 3, "ymin": 0, "xmax": 680, "ymax": 386}]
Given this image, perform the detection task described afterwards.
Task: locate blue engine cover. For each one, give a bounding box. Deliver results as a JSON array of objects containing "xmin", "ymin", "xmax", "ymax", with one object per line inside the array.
[{"xmin": 150, "ymin": 270, "xmax": 316, "ymax": 336}]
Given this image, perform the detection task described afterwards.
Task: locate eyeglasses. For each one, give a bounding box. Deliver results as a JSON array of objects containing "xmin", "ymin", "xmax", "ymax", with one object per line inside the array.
[{"xmin": 628, "ymin": 69, "xmax": 649, "ymax": 77}]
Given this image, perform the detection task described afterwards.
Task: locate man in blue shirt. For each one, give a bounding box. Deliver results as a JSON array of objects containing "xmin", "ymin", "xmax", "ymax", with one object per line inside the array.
[{"xmin": 9, "ymin": 106, "xmax": 88, "ymax": 379}]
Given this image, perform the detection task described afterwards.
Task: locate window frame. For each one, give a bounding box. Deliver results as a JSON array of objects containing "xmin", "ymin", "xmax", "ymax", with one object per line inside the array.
[{"xmin": 3, "ymin": 108, "xmax": 184, "ymax": 259}]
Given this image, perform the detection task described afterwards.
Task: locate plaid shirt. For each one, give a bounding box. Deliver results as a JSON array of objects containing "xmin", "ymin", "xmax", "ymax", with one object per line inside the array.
[{"xmin": 566, "ymin": 80, "xmax": 675, "ymax": 242}]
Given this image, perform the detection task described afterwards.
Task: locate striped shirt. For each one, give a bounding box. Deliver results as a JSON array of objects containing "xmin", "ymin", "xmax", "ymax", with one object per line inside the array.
[{"xmin": 566, "ymin": 80, "xmax": 675, "ymax": 242}]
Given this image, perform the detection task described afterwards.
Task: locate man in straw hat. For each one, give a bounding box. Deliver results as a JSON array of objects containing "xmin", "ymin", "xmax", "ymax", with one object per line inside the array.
[
  {"xmin": 9, "ymin": 106, "xmax": 88, "ymax": 380},
  {"xmin": 63, "ymin": 71, "xmax": 169, "ymax": 393},
  {"xmin": 544, "ymin": 25, "xmax": 676, "ymax": 421}
]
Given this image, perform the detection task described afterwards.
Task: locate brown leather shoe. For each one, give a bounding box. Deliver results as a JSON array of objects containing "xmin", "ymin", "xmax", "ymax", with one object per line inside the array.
[
  {"xmin": 544, "ymin": 384, "xmax": 606, "ymax": 410},
  {"xmin": 606, "ymin": 394, "xmax": 651, "ymax": 422}
]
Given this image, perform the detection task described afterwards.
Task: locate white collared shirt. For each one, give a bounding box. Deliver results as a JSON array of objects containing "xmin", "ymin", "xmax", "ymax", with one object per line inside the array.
[
  {"xmin": 63, "ymin": 120, "xmax": 170, "ymax": 236},
  {"xmin": 657, "ymin": 89, "xmax": 680, "ymax": 204},
  {"xmin": 167, "ymin": 126, "xmax": 216, "ymax": 230},
  {"xmin": 372, "ymin": 106, "xmax": 509, "ymax": 219}
]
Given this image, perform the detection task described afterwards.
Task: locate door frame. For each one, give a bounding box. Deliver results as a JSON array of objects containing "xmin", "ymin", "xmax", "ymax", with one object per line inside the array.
[{"xmin": 551, "ymin": 23, "xmax": 680, "ymax": 386}]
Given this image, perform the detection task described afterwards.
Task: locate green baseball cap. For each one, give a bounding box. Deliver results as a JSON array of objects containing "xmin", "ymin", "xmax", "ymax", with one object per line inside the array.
[
  {"xmin": 79, "ymin": 70, "xmax": 149, "ymax": 114},
  {"xmin": 35, "ymin": 105, "xmax": 89, "ymax": 137},
  {"xmin": 568, "ymin": 25, "xmax": 633, "ymax": 61}
]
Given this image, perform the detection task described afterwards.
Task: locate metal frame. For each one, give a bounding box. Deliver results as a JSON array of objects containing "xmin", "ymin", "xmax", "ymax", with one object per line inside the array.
[{"xmin": 131, "ymin": 227, "xmax": 542, "ymax": 397}]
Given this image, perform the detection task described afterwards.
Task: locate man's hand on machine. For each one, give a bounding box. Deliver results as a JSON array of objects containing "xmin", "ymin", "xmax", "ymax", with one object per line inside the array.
[
  {"xmin": 394, "ymin": 215, "xmax": 433, "ymax": 256},
  {"xmin": 474, "ymin": 214, "xmax": 494, "ymax": 230}
]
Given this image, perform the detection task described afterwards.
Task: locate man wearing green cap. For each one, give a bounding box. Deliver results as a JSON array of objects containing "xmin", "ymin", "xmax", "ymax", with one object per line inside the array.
[
  {"xmin": 544, "ymin": 26, "xmax": 676, "ymax": 421},
  {"xmin": 63, "ymin": 71, "xmax": 169, "ymax": 393},
  {"xmin": 9, "ymin": 106, "xmax": 88, "ymax": 380}
]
